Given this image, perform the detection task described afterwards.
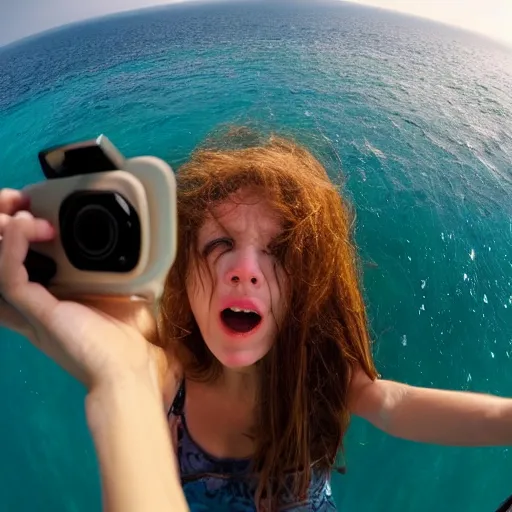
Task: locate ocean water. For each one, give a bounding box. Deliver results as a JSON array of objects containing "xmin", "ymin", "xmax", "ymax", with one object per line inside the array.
[{"xmin": 1, "ymin": 1, "xmax": 512, "ymax": 510}]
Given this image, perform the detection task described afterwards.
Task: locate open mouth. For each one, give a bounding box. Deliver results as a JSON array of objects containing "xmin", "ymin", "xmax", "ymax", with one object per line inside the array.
[{"xmin": 220, "ymin": 307, "xmax": 262, "ymax": 334}]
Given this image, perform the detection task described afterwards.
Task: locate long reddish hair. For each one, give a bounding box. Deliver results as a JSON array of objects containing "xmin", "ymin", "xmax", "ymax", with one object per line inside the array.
[{"xmin": 159, "ymin": 126, "xmax": 378, "ymax": 508}]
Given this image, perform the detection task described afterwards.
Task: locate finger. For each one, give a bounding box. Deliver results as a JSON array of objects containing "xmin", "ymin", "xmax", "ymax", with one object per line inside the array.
[
  {"xmin": 0, "ymin": 211, "xmax": 58, "ymax": 324},
  {"xmin": 0, "ymin": 213, "xmax": 10, "ymax": 234},
  {"xmin": 0, "ymin": 210, "xmax": 54, "ymax": 241},
  {"xmin": 1, "ymin": 210, "xmax": 55, "ymax": 242},
  {"xmin": 0, "ymin": 189, "xmax": 30, "ymax": 215}
]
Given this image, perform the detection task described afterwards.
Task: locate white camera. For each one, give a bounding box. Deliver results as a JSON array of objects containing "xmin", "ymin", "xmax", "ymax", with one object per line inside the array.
[{"xmin": 22, "ymin": 135, "xmax": 177, "ymax": 302}]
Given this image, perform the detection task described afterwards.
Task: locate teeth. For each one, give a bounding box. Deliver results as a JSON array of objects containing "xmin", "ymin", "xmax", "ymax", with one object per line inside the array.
[{"xmin": 229, "ymin": 307, "xmax": 258, "ymax": 314}]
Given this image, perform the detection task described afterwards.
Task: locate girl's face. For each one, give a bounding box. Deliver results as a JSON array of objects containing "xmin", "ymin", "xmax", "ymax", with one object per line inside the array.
[{"xmin": 187, "ymin": 190, "xmax": 287, "ymax": 369}]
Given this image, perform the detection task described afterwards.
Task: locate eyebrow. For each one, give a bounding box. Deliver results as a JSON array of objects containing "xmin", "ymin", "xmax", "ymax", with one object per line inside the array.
[
  {"xmin": 198, "ymin": 217, "xmax": 229, "ymax": 244},
  {"xmin": 199, "ymin": 209, "xmax": 284, "ymax": 245}
]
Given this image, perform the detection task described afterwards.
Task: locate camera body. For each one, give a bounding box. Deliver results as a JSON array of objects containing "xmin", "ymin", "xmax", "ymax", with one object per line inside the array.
[{"xmin": 23, "ymin": 136, "xmax": 177, "ymax": 302}]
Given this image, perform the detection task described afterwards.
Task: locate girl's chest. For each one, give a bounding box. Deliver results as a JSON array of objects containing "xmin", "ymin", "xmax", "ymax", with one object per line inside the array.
[{"xmin": 171, "ymin": 381, "xmax": 256, "ymax": 460}]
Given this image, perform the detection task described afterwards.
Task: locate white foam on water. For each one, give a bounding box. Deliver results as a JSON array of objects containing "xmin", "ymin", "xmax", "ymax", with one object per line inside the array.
[{"xmin": 364, "ymin": 139, "xmax": 387, "ymax": 159}]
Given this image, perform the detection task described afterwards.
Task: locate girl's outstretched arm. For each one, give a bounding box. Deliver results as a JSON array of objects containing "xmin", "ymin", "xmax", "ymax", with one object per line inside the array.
[
  {"xmin": 0, "ymin": 188, "xmax": 188, "ymax": 512},
  {"xmin": 86, "ymin": 373, "xmax": 189, "ymax": 512},
  {"xmin": 349, "ymin": 369, "xmax": 512, "ymax": 446}
]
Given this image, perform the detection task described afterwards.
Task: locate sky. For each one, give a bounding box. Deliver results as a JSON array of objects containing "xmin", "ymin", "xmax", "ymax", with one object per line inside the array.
[
  {"xmin": 343, "ymin": 0, "xmax": 512, "ymax": 46},
  {"xmin": 1, "ymin": 0, "xmax": 511, "ymax": 48}
]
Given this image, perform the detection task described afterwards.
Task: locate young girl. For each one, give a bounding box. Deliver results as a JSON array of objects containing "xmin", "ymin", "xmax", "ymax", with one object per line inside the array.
[{"xmin": 0, "ymin": 129, "xmax": 511, "ymax": 511}]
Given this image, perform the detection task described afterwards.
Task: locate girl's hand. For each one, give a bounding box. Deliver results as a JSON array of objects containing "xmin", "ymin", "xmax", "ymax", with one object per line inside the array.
[{"xmin": 0, "ymin": 188, "xmax": 172, "ymax": 394}]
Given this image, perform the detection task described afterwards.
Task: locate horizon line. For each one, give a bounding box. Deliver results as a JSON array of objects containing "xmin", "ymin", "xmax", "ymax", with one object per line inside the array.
[{"xmin": 1, "ymin": 0, "xmax": 511, "ymax": 52}]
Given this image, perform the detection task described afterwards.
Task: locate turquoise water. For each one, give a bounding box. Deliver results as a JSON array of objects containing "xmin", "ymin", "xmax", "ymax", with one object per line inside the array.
[{"xmin": 1, "ymin": 2, "xmax": 512, "ymax": 510}]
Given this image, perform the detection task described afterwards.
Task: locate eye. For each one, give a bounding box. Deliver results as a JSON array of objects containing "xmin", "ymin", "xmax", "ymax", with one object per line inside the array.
[
  {"xmin": 263, "ymin": 246, "xmax": 274, "ymax": 256},
  {"xmin": 202, "ymin": 237, "xmax": 233, "ymax": 257},
  {"xmin": 265, "ymin": 240, "xmax": 286, "ymax": 262}
]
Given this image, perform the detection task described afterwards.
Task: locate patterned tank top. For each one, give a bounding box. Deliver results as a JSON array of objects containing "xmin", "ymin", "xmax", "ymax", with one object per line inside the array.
[{"xmin": 168, "ymin": 381, "xmax": 338, "ymax": 511}]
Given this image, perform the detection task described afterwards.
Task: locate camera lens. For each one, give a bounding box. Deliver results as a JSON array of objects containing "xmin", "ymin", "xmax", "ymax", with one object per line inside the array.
[
  {"xmin": 73, "ymin": 205, "xmax": 118, "ymax": 259},
  {"xmin": 60, "ymin": 190, "xmax": 141, "ymax": 273}
]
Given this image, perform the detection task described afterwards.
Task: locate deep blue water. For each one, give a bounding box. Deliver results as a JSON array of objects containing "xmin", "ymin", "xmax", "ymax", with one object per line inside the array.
[{"xmin": 1, "ymin": 2, "xmax": 512, "ymax": 511}]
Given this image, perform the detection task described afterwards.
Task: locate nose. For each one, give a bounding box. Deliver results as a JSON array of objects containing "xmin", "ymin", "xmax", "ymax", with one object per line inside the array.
[{"xmin": 225, "ymin": 247, "xmax": 263, "ymax": 289}]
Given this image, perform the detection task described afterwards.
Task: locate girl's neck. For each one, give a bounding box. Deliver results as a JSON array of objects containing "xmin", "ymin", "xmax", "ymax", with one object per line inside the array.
[{"xmin": 218, "ymin": 365, "xmax": 258, "ymax": 402}]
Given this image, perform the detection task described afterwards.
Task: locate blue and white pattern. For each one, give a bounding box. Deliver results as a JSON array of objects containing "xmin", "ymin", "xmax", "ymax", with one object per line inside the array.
[{"xmin": 169, "ymin": 383, "xmax": 338, "ymax": 511}]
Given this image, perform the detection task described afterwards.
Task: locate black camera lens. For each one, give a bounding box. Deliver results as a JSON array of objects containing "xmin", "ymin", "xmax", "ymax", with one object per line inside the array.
[
  {"xmin": 73, "ymin": 205, "xmax": 118, "ymax": 259},
  {"xmin": 60, "ymin": 191, "xmax": 141, "ymax": 273}
]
